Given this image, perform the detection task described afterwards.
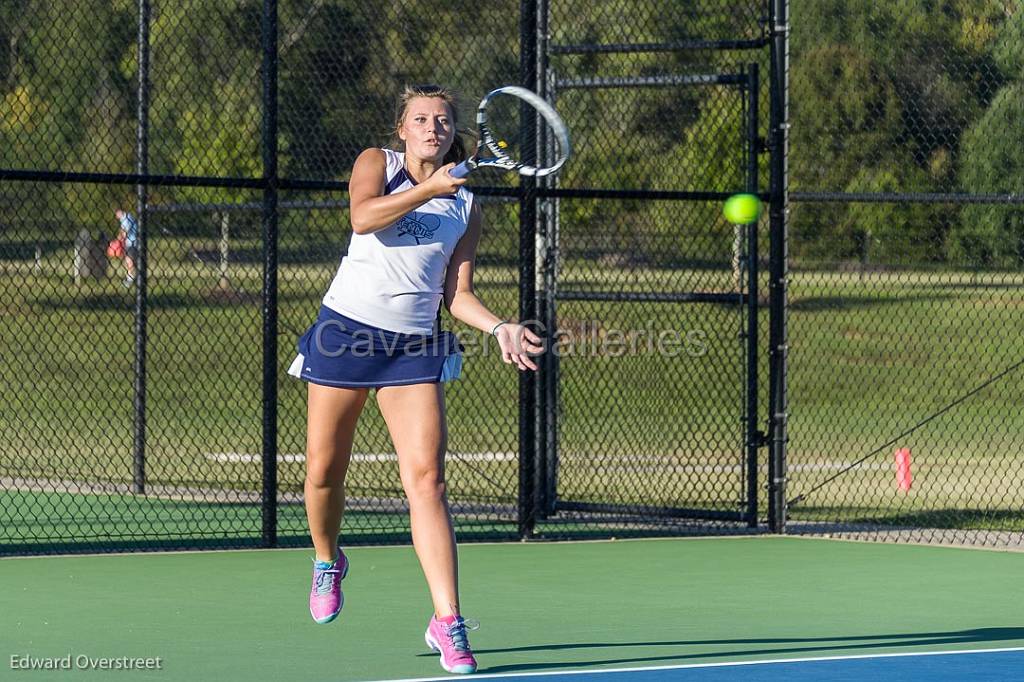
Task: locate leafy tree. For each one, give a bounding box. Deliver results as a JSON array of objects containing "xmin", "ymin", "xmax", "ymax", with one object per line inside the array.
[
  {"xmin": 789, "ymin": 0, "xmax": 1009, "ymax": 265},
  {"xmin": 952, "ymin": 83, "xmax": 1024, "ymax": 267},
  {"xmin": 0, "ymin": 0, "xmax": 1017, "ymax": 274},
  {"xmin": 838, "ymin": 165, "xmax": 945, "ymax": 265},
  {"xmin": 0, "ymin": 1, "xmax": 134, "ymax": 231},
  {"xmin": 991, "ymin": 3, "xmax": 1024, "ymax": 79}
]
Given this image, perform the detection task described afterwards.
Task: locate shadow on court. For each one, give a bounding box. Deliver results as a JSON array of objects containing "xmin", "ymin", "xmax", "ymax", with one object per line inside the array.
[{"xmin": 440, "ymin": 627, "xmax": 1024, "ymax": 674}]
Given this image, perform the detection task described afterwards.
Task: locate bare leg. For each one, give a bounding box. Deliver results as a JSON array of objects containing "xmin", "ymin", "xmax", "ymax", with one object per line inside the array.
[
  {"xmin": 305, "ymin": 382, "xmax": 369, "ymax": 562},
  {"xmin": 376, "ymin": 382, "xmax": 459, "ymax": 617}
]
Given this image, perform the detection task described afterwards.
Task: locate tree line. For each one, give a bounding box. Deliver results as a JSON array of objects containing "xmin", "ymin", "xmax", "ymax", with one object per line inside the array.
[{"xmin": 1, "ymin": 0, "xmax": 1021, "ymax": 267}]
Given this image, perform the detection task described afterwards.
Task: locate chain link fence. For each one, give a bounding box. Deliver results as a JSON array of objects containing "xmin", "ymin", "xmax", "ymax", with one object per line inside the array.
[
  {"xmin": 1, "ymin": 1, "xmax": 1021, "ymax": 555},
  {"xmin": 0, "ymin": 0, "xmax": 526, "ymax": 554},
  {"xmin": 785, "ymin": 1, "xmax": 1024, "ymax": 547}
]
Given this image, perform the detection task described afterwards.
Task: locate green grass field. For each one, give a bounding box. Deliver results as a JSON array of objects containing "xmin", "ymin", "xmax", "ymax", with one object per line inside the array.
[{"xmin": 2, "ymin": 233, "xmax": 1023, "ymax": 547}]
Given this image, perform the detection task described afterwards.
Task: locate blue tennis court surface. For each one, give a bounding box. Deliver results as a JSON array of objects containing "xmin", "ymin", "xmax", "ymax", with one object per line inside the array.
[{"xmin": 395, "ymin": 648, "xmax": 1024, "ymax": 681}]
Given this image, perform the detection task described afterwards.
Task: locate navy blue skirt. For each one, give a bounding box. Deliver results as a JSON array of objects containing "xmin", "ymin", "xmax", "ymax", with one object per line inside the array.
[{"xmin": 287, "ymin": 306, "xmax": 463, "ymax": 388}]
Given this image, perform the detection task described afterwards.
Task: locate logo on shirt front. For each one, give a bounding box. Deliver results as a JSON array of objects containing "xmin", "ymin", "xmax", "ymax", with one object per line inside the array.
[{"xmin": 396, "ymin": 213, "xmax": 441, "ymax": 244}]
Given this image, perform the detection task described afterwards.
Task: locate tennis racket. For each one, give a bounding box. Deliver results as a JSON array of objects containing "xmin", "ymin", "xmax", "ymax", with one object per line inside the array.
[{"xmin": 450, "ymin": 86, "xmax": 571, "ymax": 179}]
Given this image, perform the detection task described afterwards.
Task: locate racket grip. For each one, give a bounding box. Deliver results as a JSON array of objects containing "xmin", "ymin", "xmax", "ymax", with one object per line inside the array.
[{"xmin": 449, "ymin": 161, "xmax": 472, "ymax": 179}]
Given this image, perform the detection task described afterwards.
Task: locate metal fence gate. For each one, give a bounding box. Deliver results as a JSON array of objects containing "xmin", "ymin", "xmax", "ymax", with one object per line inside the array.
[
  {"xmin": 516, "ymin": 0, "xmax": 786, "ymax": 537},
  {"xmin": 541, "ymin": 73, "xmax": 763, "ymax": 532}
]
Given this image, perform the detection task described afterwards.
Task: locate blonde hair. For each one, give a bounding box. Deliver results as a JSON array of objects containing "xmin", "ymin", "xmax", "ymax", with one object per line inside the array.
[{"xmin": 391, "ymin": 84, "xmax": 469, "ymax": 165}]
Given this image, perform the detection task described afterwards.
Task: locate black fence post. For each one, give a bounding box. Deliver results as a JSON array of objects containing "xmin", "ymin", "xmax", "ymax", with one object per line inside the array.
[
  {"xmin": 518, "ymin": 0, "xmax": 539, "ymax": 540},
  {"xmin": 261, "ymin": 0, "xmax": 279, "ymax": 548},
  {"xmin": 768, "ymin": 0, "xmax": 790, "ymax": 533},
  {"xmin": 132, "ymin": 0, "xmax": 151, "ymax": 496},
  {"xmin": 533, "ymin": 0, "xmax": 553, "ymax": 522},
  {"xmin": 745, "ymin": 63, "xmax": 760, "ymax": 528},
  {"xmin": 538, "ymin": 0, "xmax": 560, "ymax": 520}
]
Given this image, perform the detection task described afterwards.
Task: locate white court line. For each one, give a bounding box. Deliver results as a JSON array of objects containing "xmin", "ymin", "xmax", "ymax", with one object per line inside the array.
[
  {"xmin": 372, "ymin": 646, "xmax": 1024, "ymax": 682},
  {"xmin": 203, "ymin": 452, "xmax": 892, "ymax": 471},
  {"xmin": 204, "ymin": 452, "xmax": 517, "ymax": 464}
]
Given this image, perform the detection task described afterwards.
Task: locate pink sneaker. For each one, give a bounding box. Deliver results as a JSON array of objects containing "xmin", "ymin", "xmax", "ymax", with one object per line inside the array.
[
  {"xmin": 424, "ymin": 615, "xmax": 478, "ymax": 674},
  {"xmin": 309, "ymin": 550, "xmax": 348, "ymax": 624}
]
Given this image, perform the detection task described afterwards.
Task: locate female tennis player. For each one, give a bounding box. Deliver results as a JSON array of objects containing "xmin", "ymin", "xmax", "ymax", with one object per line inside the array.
[{"xmin": 288, "ymin": 84, "xmax": 543, "ymax": 675}]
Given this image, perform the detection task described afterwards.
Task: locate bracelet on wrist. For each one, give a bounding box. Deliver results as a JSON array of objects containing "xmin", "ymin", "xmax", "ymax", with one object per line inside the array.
[{"xmin": 490, "ymin": 320, "xmax": 509, "ymax": 336}]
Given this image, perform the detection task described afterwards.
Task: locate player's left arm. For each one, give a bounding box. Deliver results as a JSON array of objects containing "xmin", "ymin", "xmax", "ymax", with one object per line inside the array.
[{"xmin": 444, "ymin": 201, "xmax": 544, "ymax": 371}]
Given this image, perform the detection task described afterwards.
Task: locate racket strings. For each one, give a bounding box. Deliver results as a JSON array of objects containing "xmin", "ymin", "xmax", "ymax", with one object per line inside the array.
[{"xmin": 484, "ymin": 93, "xmax": 562, "ymax": 173}]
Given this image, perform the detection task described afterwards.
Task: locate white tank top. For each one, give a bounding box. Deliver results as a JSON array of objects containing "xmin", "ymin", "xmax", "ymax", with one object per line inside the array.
[{"xmin": 322, "ymin": 149, "xmax": 473, "ymax": 334}]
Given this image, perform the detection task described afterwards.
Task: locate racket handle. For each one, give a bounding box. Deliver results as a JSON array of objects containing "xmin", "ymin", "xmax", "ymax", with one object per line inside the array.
[{"xmin": 449, "ymin": 160, "xmax": 472, "ymax": 179}]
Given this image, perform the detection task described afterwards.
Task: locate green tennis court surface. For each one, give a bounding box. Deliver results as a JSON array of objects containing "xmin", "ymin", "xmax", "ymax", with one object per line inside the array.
[{"xmin": 4, "ymin": 537, "xmax": 1023, "ymax": 681}]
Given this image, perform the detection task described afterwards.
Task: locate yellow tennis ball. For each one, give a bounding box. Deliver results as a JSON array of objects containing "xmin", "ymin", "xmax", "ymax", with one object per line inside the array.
[{"xmin": 723, "ymin": 193, "xmax": 762, "ymax": 224}]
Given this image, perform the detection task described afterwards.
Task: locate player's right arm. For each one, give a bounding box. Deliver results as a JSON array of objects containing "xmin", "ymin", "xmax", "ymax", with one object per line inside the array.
[{"xmin": 348, "ymin": 149, "xmax": 465, "ymax": 235}]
